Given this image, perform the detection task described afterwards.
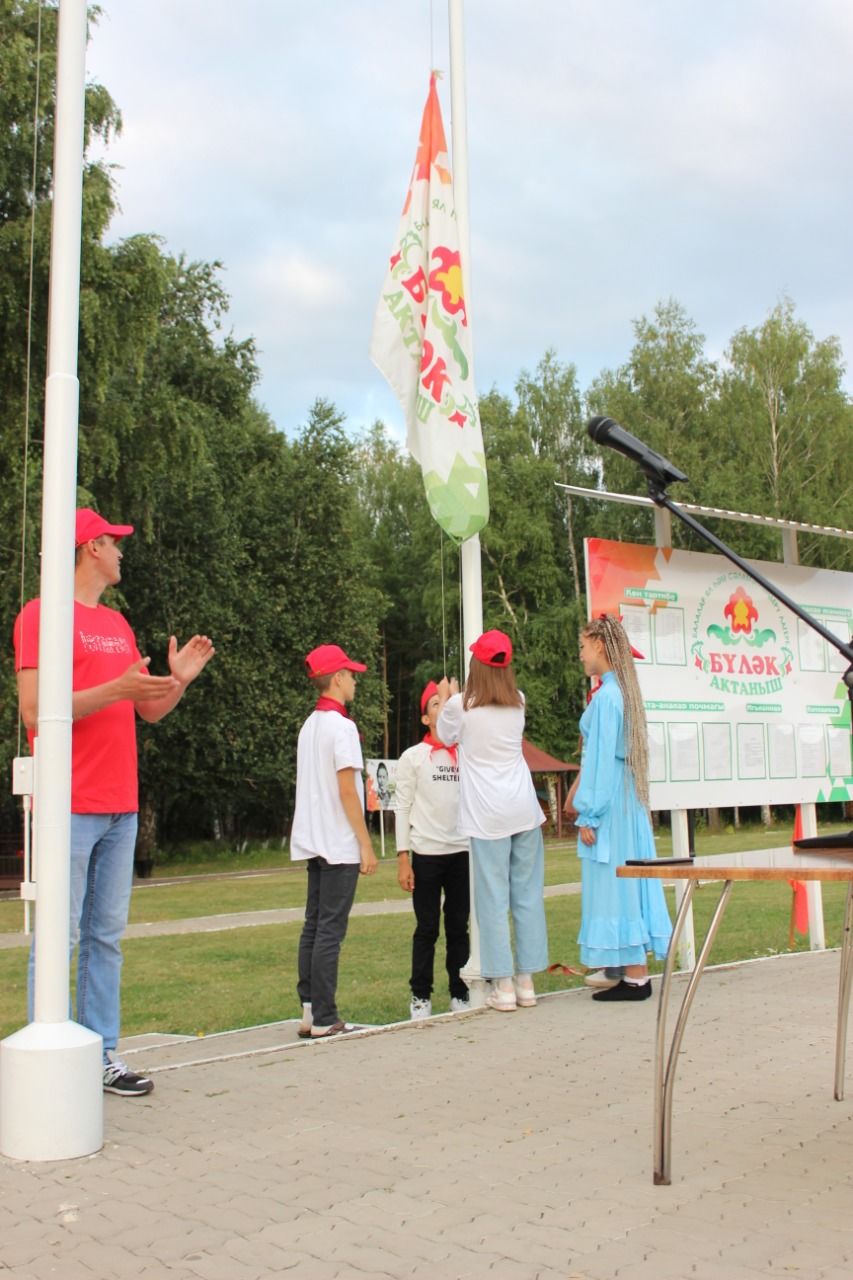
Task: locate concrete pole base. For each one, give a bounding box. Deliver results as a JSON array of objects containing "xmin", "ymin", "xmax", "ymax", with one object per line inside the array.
[
  {"xmin": 461, "ymin": 967, "xmax": 488, "ymax": 1009},
  {"xmin": 0, "ymin": 1020, "xmax": 103, "ymax": 1161}
]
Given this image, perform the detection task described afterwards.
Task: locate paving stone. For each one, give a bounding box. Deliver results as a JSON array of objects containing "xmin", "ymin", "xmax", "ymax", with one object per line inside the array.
[
  {"xmin": 621, "ymin": 1221, "xmax": 729, "ymax": 1261},
  {"xmin": 327, "ymin": 1244, "xmax": 416, "ymax": 1277},
  {"xmin": 141, "ymin": 1226, "xmax": 233, "ymax": 1265},
  {"xmin": 766, "ymin": 1241, "xmax": 853, "ymax": 1273},
  {"xmin": 325, "ymin": 1269, "xmax": 400, "ymax": 1280},
  {"xmin": 2, "ymin": 951, "xmax": 853, "ymax": 1280},
  {"xmin": 181, "ymin": 1252, "xmax": 271, "ymax": 1280},
  {"xmin": 9, "ymin": 1264, "xmax": 94, "ymax": 1280},
  {"xmin": 604, "ymin": 1253, "xmax": 702, "ymax": 1280},
  {"xmin": 690, "ymin": 1264, "xmax": 783, "ymax": 1280},
  {"xmin": 60, "ymin": 1241, "xmax": 148, "ymax": 1276},
  {"xmin": 476, "ymin": 1260, "xmax": 549, "ymax": 1280}
]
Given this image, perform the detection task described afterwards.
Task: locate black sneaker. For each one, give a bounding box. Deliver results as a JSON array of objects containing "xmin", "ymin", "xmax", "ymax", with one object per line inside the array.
[
  {"xmin": 592, "ymin": 979, "xmax": 652, "ymax": 1002},
  {"xmin": 103, "ymin": 1057, "xmax": 155, "ymax": 1096}
]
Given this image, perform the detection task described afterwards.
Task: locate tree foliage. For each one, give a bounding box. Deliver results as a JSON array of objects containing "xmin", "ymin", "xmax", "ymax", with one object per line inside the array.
[
  {"xmin": 0, "ymin": 4, "xmax": 384, "ymax": 842},
  {"xmin": 715, "ymin": 299, "xmax": 853, "ymax": 567},
  {"xmin": 1, "ymin": 2, "xmax": 851, "ymax": 842}
]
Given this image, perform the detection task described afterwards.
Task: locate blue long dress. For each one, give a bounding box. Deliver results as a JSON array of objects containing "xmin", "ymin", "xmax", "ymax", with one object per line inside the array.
[{"xmin": 575, "ymin": 672, "xmax": 672, "ymax": 967}]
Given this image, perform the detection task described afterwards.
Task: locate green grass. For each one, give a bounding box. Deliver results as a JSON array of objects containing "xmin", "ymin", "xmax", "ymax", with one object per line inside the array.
[
  {"xmin": 0, "ymin": 876, "xmax": 848, "ymax": 1043},
  {"xmin": 0, "ymin": 842, "xmax": 583, "ymax": 934},
  {"xmin": 136, "ymin": 842, "xmax": 293, "ymax": 879},
  {"xmin": 2, "ymin": 822, "xmax": 845, "ymax": 935}
]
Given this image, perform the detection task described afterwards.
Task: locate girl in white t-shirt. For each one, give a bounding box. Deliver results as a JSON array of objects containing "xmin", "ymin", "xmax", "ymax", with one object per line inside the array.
[{"xmin": 436, "ymin": 630, "xmax": 548, "ymax": 1011}]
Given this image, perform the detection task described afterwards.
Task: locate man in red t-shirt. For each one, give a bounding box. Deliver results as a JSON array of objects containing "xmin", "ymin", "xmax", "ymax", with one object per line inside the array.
[{"xmin": 14, "ymin": 508, "xmax": 215, "ymax": 1096}]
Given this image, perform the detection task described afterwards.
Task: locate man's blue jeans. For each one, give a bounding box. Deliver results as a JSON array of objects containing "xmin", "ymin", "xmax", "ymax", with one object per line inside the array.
[{"xmin": 28, "ymin": 812, "xmax": 138, "ymax": 1060}]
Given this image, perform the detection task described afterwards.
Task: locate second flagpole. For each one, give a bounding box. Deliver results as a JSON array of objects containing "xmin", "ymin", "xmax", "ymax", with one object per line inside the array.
[{"xmin": 448, "ymin": 0, "xmax": 486, "ymax": 1008}]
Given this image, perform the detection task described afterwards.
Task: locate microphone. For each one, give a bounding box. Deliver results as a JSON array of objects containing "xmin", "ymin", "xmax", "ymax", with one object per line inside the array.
[{"xmin": 587, "ymin": 416, "xmax": 688, "ymax": 491}]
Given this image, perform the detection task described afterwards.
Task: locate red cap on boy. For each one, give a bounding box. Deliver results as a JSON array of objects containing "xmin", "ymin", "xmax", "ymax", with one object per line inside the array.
[
  {"xmin": 420, "ymin": 680, "xmax": 439, "ymax": 713},
  {"xmin": 304, "ymin": 644, "xmax": 367, "ymax": 678}
]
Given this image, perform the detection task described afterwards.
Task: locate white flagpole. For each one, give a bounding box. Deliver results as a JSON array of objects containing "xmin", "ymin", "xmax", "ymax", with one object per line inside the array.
[
  {"xmin": 0, "ymin": 0, "xmax": 103, "ymax": 1162},
  {"xmin": 448, "ymin": 0, "xmax": 483, "ymax": 664},
  {"xmin": 448, "ymin": 0, "xmax": 485, "ymax": 1006}
]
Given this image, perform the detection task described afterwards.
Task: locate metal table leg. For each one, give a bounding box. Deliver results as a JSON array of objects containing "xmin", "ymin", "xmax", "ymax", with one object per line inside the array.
[
  {"xmin": 654, "ymin": 880, "xmax": 694, "ymax": 1182},
  {"xmin": 834, "ymin": 881, "xmax": 853, "ymax": 1101},
  {"xmin": 654, "ymin": 878, "xmax": 733, "ymax": 1185}
]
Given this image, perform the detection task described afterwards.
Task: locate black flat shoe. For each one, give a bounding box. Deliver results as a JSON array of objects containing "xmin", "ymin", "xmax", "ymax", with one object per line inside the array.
[{"xmin": 592, "ymin": 980, "xmax": 652, "ymax": 1002}]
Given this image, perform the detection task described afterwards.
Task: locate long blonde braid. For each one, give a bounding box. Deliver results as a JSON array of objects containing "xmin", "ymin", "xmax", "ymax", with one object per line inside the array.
[{"xmin": 582, "ymin": 614, "xmax": 650, "ymax": 810}]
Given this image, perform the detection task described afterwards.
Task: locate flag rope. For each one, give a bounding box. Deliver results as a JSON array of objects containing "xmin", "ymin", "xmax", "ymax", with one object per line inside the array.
[
  {"xmin": 17, "ymin": 0, "xmax": 45, "ymax": 759},
  {"xmin": 439, "ymin": 525, "xmax": 448, "ymax": 679},
  {"xmin": 458, "ymin": 545, "xmax": 464, "ymax": 684}
]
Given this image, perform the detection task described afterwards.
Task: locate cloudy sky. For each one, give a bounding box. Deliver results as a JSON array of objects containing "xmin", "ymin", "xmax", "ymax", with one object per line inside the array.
[{"xmin": 86, "ymin": 1, "xmax": 853, "ymax": 438}]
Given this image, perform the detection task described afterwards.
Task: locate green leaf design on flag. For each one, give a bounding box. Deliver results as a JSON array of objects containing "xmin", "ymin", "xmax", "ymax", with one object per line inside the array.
[
  {"xmin": 423, "ymin": 451, "xmax": 489, "ymax": 543},
  {"xmin": 429, "ymin": 301, "xmax": 469, "ymax": 380}
]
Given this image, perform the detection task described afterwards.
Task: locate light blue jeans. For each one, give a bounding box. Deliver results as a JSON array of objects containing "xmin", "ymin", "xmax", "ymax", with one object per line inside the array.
[
  {"xmin": 28, "ymin": 812, "xmax": 138, "ymax": 1060},
  {"xmin": 470, "ymin": 826, "xmax": 548, "ymax": 979}
]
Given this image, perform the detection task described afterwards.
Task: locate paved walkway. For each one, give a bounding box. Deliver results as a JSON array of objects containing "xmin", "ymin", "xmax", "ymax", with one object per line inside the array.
[
  {"xmin": 2, "ymin": 948, "xmax": 852, "ymax": 1279},
  {"xmin": 0, "ymin": 883, "xmax": 583, "ymax": 949}
]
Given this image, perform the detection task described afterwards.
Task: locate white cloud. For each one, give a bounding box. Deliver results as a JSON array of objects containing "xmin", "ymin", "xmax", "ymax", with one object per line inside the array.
[
  {"xmin": 250, "ymin": 249, "xmax": 345, "ymax": 310},
  {"xmin": 85, "ymin": 0, "xmax": 853, "ymax": 436}
]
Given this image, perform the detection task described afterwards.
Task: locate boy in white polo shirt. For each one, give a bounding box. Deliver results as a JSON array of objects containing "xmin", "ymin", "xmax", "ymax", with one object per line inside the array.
[
  {"xmin": 291, "ymin": 644, "xmax": 377, "ymax": 1038},
  {"xmin": 395, "ymin": 680, "xmax": 470, "ymax": 1019}
]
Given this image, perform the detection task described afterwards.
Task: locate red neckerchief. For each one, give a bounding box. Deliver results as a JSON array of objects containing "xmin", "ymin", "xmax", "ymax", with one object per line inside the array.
[
  {"xmin": 423, "ymin": 731, "xmax": 457, "ymax": 764},
  {"xmin": 315, "ymin": 696, "xmax": 349, "ymax": 718}
]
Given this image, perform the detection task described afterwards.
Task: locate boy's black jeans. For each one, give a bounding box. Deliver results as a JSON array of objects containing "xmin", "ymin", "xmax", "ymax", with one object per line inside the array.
[
  {"xmin": 410, "ymin": 850, "xmax": 470, "ymax": 1001},
  {"xmin": 297, "ymin": 857, "xmax": 360, "ymax": 1026}
]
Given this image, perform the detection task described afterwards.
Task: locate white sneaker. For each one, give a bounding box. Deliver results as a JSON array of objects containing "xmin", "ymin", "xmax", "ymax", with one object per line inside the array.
[
  {"xmin": 297, "ymin": 1001, "xmax": 313, "ymax": 1038},
  {"xmin": 410, "ymin": 996, "xmax": 432, "ymax": 1021},
  {"xmin": 513, "ymin": 976, "xmax": 537, "ymax": 1007},
  {"xmin": 486, "ymin": 983, "xmax": 517, "ymax": 1012},
  {"xmin": 103, "ymin": 1056, "xmax": 154, "ymax": 1097},
  {"xmin": 450, "ymin": 996, "xmax": 470, "ymax": 1013},
  {"xmin": 584, "ymin": 969, "xmax": 622, "ymax": 990}
]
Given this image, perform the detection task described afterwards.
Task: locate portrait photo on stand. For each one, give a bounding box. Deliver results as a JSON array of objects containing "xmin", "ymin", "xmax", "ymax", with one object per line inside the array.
[{"xmin": 365, "ymin": 759, "xmax": 398, "ymax": 812}]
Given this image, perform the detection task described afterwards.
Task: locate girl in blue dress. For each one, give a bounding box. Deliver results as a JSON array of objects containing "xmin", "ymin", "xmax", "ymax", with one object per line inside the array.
[{"xmin": 574, "ymin": 613, "xmax": 672, "ymax": 1002}]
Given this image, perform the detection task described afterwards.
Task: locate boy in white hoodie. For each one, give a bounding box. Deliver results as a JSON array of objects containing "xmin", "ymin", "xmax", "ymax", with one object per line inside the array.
[{"xmin": 395, "ymin": 681, "xmax": 470, "ymax": 1019}]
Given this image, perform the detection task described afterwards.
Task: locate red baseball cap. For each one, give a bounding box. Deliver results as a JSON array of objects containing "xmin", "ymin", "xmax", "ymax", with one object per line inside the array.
[
  {"xmin": 305, "ymin": 644, "xmax": 367, "ymax": 678},
  {"xmin": 420, "ymin": 680, "xmax": 439, "ymax": 713},
  {"xmin": 75, "ymin": 508, "xmax": 134, "ymax": 547},
  {"xmin": 470, "ymin": 629, "xmax": 513, "ymax": 668}
]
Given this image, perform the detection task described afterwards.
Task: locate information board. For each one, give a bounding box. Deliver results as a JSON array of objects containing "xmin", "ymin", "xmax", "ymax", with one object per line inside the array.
[{"xmin": 584, "ymin": 538, "xmax": 853, "ymax": 809}]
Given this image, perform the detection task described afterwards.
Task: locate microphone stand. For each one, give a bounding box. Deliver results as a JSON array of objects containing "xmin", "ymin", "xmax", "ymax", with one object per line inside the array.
[{"xmin": 644, "ymin": 471, "xmax": 853, "ymax": 848}]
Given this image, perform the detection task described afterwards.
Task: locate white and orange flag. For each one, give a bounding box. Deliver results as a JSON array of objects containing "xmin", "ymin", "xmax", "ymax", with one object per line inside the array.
[{"xmin": 370, "ymin": 74, "xmax": 488, "ymax": 543}]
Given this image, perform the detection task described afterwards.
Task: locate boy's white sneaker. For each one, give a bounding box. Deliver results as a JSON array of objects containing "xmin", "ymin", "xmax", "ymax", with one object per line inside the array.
[
  {"xmin": 450, "ymin": 996, "xmax": 470, "ymax": 1013},
  {"xmin": 297, "ymin": 1001, "xmax": 313, "ymax": 1038},
  {"xmin": 410, "ymin": 996, "xmax": 432, "ymax": 1021},
  {"xmin": 584, "ymin": 969, "xmax": 621, "ymax": 990}
]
